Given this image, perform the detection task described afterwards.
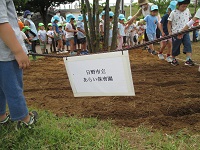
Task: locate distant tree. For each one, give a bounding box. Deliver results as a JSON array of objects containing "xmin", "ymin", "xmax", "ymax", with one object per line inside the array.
[
  {"xmin": 81, "ymin": 0, "xmax": 121, "ymax": 53},
  {"xmin": 13, "ymin": 0, "xmax": 28, "ymax": 15},
  {"xmin": 18, "ymin": 0, "xmax": 75, "ymax": 25},
  {"xmin": 103, "ymin": 0, "xmax": 110, "ymax": 50},
  {"xmin": 110, "ymin": 0, "xmax": 120, "ymax": 51},
  {"xmin": 149, "ymin": 0, "xmax": 171, "ymax": 15}
]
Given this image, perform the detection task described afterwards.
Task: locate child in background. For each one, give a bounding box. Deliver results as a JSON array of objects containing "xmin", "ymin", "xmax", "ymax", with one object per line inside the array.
[
  {"xmin": 47, "ymin": 23, "xmax": 54, "ymax": 52},
  {"xmin": 126, "ymin": 16, "xmax": 135, "ymax": 48},
  {"xmin": 137, "ymin": 20, "xmax": 145, "ymax": 45},
  {"xmin": 22, "ymin": 26, "xmax": 37, "ymax": 59},
  {"xmin": 168, "ymin": 0, "xmax": 194, "ymax": 66},
  {"xmin": 21, "ymin": 27, "xmax": 32, "ymax": 52},
  {"xmin": 144, "ymin": 5, "xmax": 159, "ymax": 55},
  {"xmin": 18, "ymin": 21, "xmax": 32, "ymax": 52},
  {"xmin": 99, "ymin": 11, "xmax": 105, "ymax": 40},
  {"xmin": 117, "ymin": 14, "xmax": 126, "ymax": 50},
  {"xmin": 108, "ymin": 11, "xmax": 114, "ymax": 49},
  {"xmin": 77, "ymin": 15, "xmax": 88, "ymax": 55},
  {"xmin": 57, "ymin": 24, "xmax": 65, "ymax": 53},
  {"xmin": 62, "ymin": 24, "xmax": 67, "ymax": 52},
  {"xmin": 38, "ymin": 23, "xmax": 47, "ymax": 54},
  {"xmin": 52, "ymin": 15, "xmax": 63, "ymax": 52},
  {"xmin": 65, "ymin": 14, "xmax": 77, "ymax": 56},
  {"xmin": 158, "ymin": 1, "xmax": 177, "ymax": 62}
]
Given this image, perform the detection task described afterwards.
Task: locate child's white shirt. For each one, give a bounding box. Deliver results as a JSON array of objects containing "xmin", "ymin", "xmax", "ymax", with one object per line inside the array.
[
  {"xmin": 195, "ymin": 8, "xmax": 200, "ymax": 19},
  {"xmin": 99, "ymin": 19, "xmax": 104, "ymax": 33},
  {"xmin": 118, "ymin": 22, "xmax": 126, "ymax": 36},
  {"xmin": 47, "ymin": 30, "xmax": 54, "ymax": 42},
  {"xmin": 65, "ymin": 23, "xmax": 74, "ymax": 38},
  {"xmin": 168, "ymin": 8, "xmax": 191, "ymax": 34},
  {"xmin": 109, "ymin": 22, "xmax": 113, "ymax": 37},
  {"xmin": 38, "ymin": 29, "xmax": 47, "ymax": 41},
  {"xmin": 126, "ymin": 24, "xmax": 134, "ymax": 36},
  {"xmin": 20, "ymin": 31, "xmax": 27, "ymax": 40}
]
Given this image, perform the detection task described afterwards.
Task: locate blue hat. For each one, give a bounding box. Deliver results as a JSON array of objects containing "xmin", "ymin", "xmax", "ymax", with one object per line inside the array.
[
  {"xmin": 24, "ymin": 10, "xmax": 31, "ymax": 18},
  {"xmin": 118, "ymin": 14, "xmax": 125, "ymax": 20},
  {"xmin": 52, "ymin": 15, "xmax": 60, "ymax": 22},
  {"xmin": 101, "ymin": 10, "xmax": 105, "ymax": 16},
  {"xmin": 78, "ymin": 15, "xmax": 83, "ymax": 21},
  {"xmin": 151, "ymin": 5, "xmax": 158, "ymax": 11},
  {"xmin": 177, "ymin": 0, "xmax": 190, "ymax": 3},
  {"xmin": 109, "ymin": 11, "xmax": 114, "ymax": 17},
  {"xmin": 166, "ymin": 1, "xmax": 177, "ymax": 12},
  {"xmin": 127, "ymin": 16, "xmax": 132, "ymax": 20},
  {"xmin": 66, "ymin": 14, "xmax": 76, "ymax": 23}
]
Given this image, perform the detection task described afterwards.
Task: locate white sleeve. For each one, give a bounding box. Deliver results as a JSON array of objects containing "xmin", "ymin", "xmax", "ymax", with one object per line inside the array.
[
  {"xmin": 195, "ymin": 8, "xmax": 200, "ymax": 19},
  {"xmin": 21, "ymin": 31, "xmax": 27, "ymax": 40},
  {"xmin": 38, "ymin": 30, "xmax": 41, "ymax": 36}
]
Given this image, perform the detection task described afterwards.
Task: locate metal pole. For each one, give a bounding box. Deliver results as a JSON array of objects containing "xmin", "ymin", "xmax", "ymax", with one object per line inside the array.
[
  {"xmin": 120, "ymin": 0, "xmax": 124, "ymax": 14},
  {"xmin": 122, "ymin": 0, "xmax": 124, "ymax": 14},
  {"xmin": 130, "ymin": 0, "xmax": 132, "ymax": 16}
]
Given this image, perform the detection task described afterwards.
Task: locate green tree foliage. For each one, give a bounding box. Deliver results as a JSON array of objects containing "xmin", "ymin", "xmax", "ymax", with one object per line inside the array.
[
  {"xmin": 149, "ymin": 0, "xmax": 171, "ymax": 15},
  {"xmin": 15, "ymin": 0, "xmax": 75, "ymax": 25},
  {"xmin": 13, "ymin": 0, "xmax": 28, "ymax": 14}
]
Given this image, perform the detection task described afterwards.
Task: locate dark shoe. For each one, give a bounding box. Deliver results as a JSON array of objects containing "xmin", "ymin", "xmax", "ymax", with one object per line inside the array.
[
  {"xmin": 142, "ymin": 46, "xmax": 148, "ymax": 50},
  {"xmin": 16, "ymin": 111, "xmax": 38, "ymax": 130},
  {"xmin": 0, "ymin": 114, "xmax": 10, "ymax": 124},
  {"xmin": 151, "ymin": 50, "xmax": 157, "ymax": 55},
  {"xmin": 185, "ymin": 59, "xmax": 195, "ymax": 66},
  {"xmin": 171, "ymin": 59, "xmax": 179, "ymax": 66},
  {"xmin": 147, "ymin": 48, "xmax": 152, "ymax": 54}
]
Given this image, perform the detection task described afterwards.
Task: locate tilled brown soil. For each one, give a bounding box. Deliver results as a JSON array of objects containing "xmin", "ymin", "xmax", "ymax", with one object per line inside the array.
[{"xmin": 24, "ymin": 48, "xmax": 200, "ymax": 133}]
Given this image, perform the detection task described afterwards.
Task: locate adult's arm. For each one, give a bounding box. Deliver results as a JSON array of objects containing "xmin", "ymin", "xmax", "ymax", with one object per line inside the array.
[{"xmin": 126, "ymin": 8, "xmax": 142, "ymax": 25}]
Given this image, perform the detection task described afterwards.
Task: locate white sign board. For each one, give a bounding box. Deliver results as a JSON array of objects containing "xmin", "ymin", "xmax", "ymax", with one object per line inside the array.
[{"xmin": 63, "ymin": 51, "xmax": 135, "ymax": 97}]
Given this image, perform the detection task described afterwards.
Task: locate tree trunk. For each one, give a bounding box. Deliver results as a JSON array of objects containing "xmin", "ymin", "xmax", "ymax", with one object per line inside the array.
[
  {"xmin": 111, "ymin": 0, "xmax": 120, "ymax": 50},
  {"xmin": 94, "ymin": 0, "xmax": 100, "ymax": 53},
  {"xmin": 85, "ymin": 0, "xmax": 95, "ymax": 53},
  {"xmin": 103, "ymin": 0, "xmax": 110, "ymax": 51},
  {"xmin": 81, "ymin": 0, "xmax": 92, "ymax": 52}
]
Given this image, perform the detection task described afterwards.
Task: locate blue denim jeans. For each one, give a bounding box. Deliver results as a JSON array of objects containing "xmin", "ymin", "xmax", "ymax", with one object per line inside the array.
[
  {"xmin": 0, "ymin": 60, "xmax": 28, "ymax": 121},
  {"xmin": 172, "ymin": 33, "xmax": 192, "ymax": 57}
]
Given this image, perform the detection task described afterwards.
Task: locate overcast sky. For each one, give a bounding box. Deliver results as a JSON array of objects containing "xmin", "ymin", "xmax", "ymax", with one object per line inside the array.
[
  {"xmin": 59, "ymin": 0, "xmax": 138, "ymax": 9},
  {"xmin": 89, "ymin": 0, "xmax": 137, "ymax": 4}
]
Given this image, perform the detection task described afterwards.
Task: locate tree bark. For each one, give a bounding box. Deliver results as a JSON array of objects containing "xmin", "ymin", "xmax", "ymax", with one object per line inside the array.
[
  {"xmin": 103, "ymin": 0, "xmax": 110, "ymax": 51},
  {"xmin": 111, "ymin": 0, "xmax": 120, "ymax": 50},
  {"xmin": 94, "ymin": 0, "xmax": 100, "ymax": 53},
  {"xmin": 81, "ymin": 0, "xmax": 92, "ymax": 52},
  {"xmin": 85, "ymin": 0, "xmax": 95, "ymax": 53}
]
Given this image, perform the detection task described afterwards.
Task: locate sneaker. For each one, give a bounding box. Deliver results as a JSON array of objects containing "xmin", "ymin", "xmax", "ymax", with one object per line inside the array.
[
  {"xmin": 0, "ymin": 114, "xmax": 10, "ymax": 124},
  {"xmin": 185, "ymin": 59, "xmax": 195, "ymax": 66},
  {"xmin": 70, "ymin": 51, "xmax": 77, "ymax": 56},
  {"xmin": 142, "ymin": 46, "xmax": 148, "ymax": 50},
  {"xmin": 151, "ymin": 50, "xmax": 157, "ymax": 55},
  {"xmin": 84, "ymin": 50, "xmax": 89, "ymax": 55},
  {"xmin": 16, "ymin": 111, "xmax": 38, "ymax": 130},
  {"xmin": 80, "ymin": 51, "xmax": 86, "ymax": 55},
  {"xmin": 158, "ymin": 54, "xmax": 164, "ymax": 60},
  {"xmin": 171, "ymin": 59, "xmax": 179, "ymax": 66},
  {"xmin": 147, "ymin": 48, "xmax": 152, "ymax": 54},
  {"xmin": 166, "ymin": 56, "xmax": 173, "ymax": 63}
]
